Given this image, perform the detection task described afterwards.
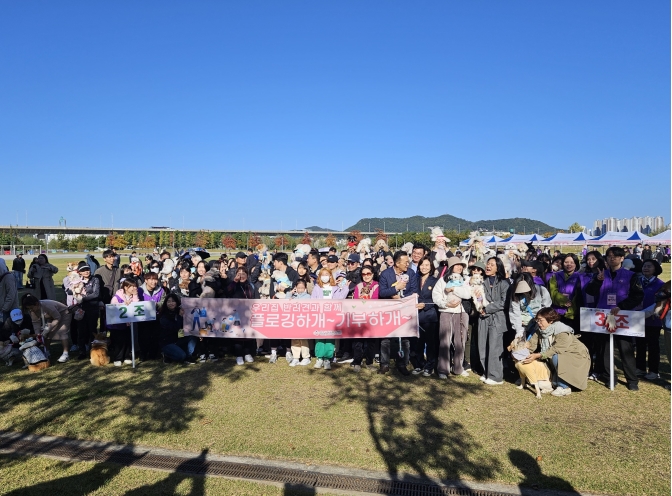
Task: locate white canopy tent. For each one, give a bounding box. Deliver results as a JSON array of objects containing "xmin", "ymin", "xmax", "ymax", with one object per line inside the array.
[
  {"xmin": 588, "ymin": 231, "xmax": 650, "ymax": 246},
  {"xmin": 459, "ymin": 235, "xmax": 506, "ymax": 247},
  {"xmin": 646, "ymin": 230, "xmax": 670, "ymax": 245},
  {"xmin": 499, "ymin": 234, "xmax": 544, "ymax": 244},
  {"xmin": 537, "ymin": 232, "xmax": 591, "ymax": 245}
]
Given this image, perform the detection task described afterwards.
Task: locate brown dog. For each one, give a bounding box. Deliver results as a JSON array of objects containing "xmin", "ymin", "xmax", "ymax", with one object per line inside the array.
[
  {"xmin": 90, "ymin": 333, "xmax": 110, "ymax": 367},
  {"xmin": 508, "ymin": 336, "xmax": 553, "ymax": 399}
]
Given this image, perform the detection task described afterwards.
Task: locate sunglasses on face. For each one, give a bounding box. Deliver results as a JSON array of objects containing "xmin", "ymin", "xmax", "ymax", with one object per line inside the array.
[{"xmin": 362, "ymin": 272, "xmax": 373, "ymax": 276}]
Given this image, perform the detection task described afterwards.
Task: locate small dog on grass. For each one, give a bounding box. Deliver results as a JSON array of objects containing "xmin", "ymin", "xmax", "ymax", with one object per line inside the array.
[
  {"xmin": 508, "ymin": 336, "xmax": 553, "ymax": 399},
  {"xmin": 90, "ymin": 332, "xmax": 110, "ymax": 367}
]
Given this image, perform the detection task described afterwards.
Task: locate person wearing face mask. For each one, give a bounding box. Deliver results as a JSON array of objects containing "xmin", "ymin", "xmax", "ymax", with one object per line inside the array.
[
  {"xmin": 549, "ymin": 254, "xmax": 583, "ymax": 333},
  {"xmin": 311, "ymin": 268, "xmax": 348, "ymax": 371},
  {"xmin": 634, "ymin": 259, "xmax": 665, "ymax": 381},
  {"xmin": 477, "ymin": 257, "xmax": 510, "ymax": 385}
]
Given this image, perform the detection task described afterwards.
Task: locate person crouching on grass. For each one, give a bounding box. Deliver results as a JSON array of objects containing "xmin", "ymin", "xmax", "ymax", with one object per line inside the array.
[{"xmin": 311, "ymin": 268, "xmax": 348, "ymax": 370}]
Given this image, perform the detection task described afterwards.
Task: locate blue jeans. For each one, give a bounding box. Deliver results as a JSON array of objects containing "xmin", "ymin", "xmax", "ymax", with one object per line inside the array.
[
  {"xmin": 13, "ymin": 271, "xmax": 23, "ymax": 289},
  {"xmin": 162, "ymin": 337, "xmax": 197, "ymax": 362},
  {"xmin": 551, "ymin": 354, "xmax": 570, "ymax": 389}
]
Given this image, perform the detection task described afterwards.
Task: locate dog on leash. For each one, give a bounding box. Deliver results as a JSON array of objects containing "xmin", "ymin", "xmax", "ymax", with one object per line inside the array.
[{"xmin": 508, "ymin": 336, "xmax": 553, "ymax": 399}]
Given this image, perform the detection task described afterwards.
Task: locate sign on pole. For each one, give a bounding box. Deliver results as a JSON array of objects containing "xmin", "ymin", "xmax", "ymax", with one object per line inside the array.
[
  {"xmin": 580, "ymin": 307, "xmax": 645, "ymax": 391},
  {"xmin": 105, "ymin": 301, "xmax": 157, "ymax": 368}
]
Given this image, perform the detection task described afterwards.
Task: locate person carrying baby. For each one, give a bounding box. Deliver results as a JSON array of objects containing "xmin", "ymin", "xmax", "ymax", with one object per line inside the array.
[{"xmin": 432, "ymin": 257, "xmax": 473, "ymax": 379}]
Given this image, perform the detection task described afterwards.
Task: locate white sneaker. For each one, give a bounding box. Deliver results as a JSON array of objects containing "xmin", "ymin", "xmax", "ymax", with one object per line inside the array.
[
  {"xmin": 314, "ymin": 359, "xmax": 324, "ymax": 369},
  {"xmin": 57, "ymin": 353, "xmax": 69, "ymax": 363},
  {"xmin": 244, "ymin": 354, "xmax": 254, "ymax": 363},
  {"xmin": 299, "ymin": 358, "xmax": 311, "ymax": 366},
  {"xmin": 479, "ymin": 375, "xmax": 486, "ymax": 382},
  {"xmin": 198, "ymin": 354, "xmax": 207, "ymax": 363},
  {"xmin": 438, "ymin": 374, "xmax": 448, "ymax": 379},
  {"xmin": 289, "ymin": 359, "xmax": 300, "ymax": 367},
  {"xmin": 483, "ymin": 378, "xmax": 503, "ymax": 385},
  {"xmin": 324, "ymin": 360, "xmax": 331, "ymax": 370},
  {"xmin": 459, "ymin": 370, "xmax": 469, "ymax": 377},
  {"xmin": 285, "ymin": 351, "xmax": 293, "ymax": 362},
  {"xmin": 114, "ymin": 361, "xmax": 122, "ymax": 367},
  {"xmin": 551, "ymin": 387, "xmax": 571, "ymax": 397},
  {"xmin": 645, "ymin": 372, "xmax": 660, "ymax": 380},
  {"xmin": 236, "ymin": 357, "xmax": 244, "ymax": 366},
  {"xmin": 123, "ymin": 359, "xmax": 132, "ymax": 365},
  {"xmin": 208, "ymin": 354, "xmax": 218, "ymax": 361}
]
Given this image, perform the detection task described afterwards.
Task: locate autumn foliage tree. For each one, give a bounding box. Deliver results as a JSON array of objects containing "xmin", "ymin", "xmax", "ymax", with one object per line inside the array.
[
  {"xmin": 194, "ymin": 230, "xmax": 210, "ymax": 248},
  {"xmin": 324, "ymin": 233, "xmax": 336, "ymax": 247},
  {"xmin": 221, "ymin": 235, "xmax": 237, "ymax": 250},
  {"xmin": 274, "ymin": 235, "xmax": 289, "ymax": 250},
  {"xmin": 248, "ymin": 233, "xmax": 262, "ymax": 249},
  {"xmin": 106, "ymin": 232, "xmax": 127, "ymax": 250},
  {"xmin": 301, "ymin": 231, "xmax": 312, "ymax": 246},
  {"xmin": 139, "ymin": 235, "xmax": 157, "ymax": 249},
  {"xmin": 374, "ymin": 228, "xmax": 387, "ymax": 242}
]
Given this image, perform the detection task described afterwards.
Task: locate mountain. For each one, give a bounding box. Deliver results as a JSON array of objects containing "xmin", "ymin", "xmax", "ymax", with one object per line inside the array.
[
  {"xmin": 303, "ymin": 226, "xmax": 337, "ymax": 232},
  {"xmin": 346, "ymin": 215, "xmax": 558, "ymax": 234}
]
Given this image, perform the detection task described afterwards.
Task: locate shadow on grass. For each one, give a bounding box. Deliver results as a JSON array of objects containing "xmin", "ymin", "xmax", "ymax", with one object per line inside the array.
[
  {"xmin": 0, "ymin": 341, "xmax": 262, "ymax": 444},
  {"xmin": 509, "ymin": 450, "xmax": 579, "ymax": 495}
]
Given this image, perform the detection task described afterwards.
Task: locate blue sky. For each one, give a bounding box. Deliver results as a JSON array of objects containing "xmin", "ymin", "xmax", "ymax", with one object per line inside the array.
[{"xmin": 1, "ymin": 1, "xmax": 669, "ymax": 231}]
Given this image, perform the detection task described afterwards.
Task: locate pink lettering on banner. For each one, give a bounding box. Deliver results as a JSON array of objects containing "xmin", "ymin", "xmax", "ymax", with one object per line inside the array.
[{"xmin": 180, "ymin": 296, "xmax": 419, "ymax": 339}]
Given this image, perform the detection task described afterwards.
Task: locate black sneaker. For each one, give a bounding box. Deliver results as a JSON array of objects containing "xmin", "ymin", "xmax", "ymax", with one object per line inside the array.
[
  {"xmin": 396, "ymin": 366, "xmax": 411, "ymax": 376},
  {"xmin": 627, "ymin": 383, "xmax": 639, "ymax": 392}
]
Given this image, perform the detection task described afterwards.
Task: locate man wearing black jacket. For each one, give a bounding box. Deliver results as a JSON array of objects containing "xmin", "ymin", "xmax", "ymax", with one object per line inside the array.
[
  {"xmin": 266, "ymin": 252, "xmax": 299, "ymax": 363},
  {"xmin": 11, "ymin": 253, "xmax": 25, "ymax": 289}
]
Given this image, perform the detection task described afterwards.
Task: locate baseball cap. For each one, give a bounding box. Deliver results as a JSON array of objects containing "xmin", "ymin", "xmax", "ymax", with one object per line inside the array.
[
  {"xmin": 235, "ymin": 252, "xmax": 247, "ymax": 259},
  {"xmin": 347, "ymin": 254, "xmax": 360, "ymax": 263},
  {"xmin": 10, "ymin": 309, "xmax": 23, "ymax": 323},
  {"xmin": 327, "ymin": 255, "xmax": 339, "ymax": 263}
]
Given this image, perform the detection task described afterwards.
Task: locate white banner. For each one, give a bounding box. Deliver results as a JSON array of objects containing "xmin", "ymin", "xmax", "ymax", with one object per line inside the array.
[
  {"xmin": 105, "ymin": 301, "xmax": 157, "ymax": 325},
  {"xmin": 579, "ymin": 307, "xmax": 645, "ymax": 337}
]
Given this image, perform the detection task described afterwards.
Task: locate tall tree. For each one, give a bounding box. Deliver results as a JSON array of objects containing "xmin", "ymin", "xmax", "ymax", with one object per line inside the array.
[{"xmin": 568, "ymin": 222, "xmax": 583, "ymax": 233}]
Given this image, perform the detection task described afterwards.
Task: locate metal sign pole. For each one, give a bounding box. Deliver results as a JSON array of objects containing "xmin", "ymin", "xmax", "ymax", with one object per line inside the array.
[
  {"xmin": 609, "ymin": 334, "xmax": 614, "ymax": 391},
  {"xmin": 131, "ymin": 322, "xmax": 136, "ymax": 369}
]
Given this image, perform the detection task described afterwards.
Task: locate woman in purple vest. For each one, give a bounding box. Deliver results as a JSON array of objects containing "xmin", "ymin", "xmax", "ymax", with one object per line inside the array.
[
  {"xmin": 586, "ymin": 247, "xmax": 644, "ymax": 391},
  {"xmin": 634, "ymin": 259, "xmax": 666, "ymax": 380},
  {"xmin": 549, "ymin": 254, "xmax": 582, "ymax": 333},
  {"xmin": 579, "ymin": 250, "xmax": 606, "ymax": 380}
]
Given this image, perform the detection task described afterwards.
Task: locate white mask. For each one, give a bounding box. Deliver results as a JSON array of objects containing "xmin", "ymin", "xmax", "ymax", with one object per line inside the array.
[{"xmin": 321, "ymin": 275, "xmax": 331, "ymax": 283}]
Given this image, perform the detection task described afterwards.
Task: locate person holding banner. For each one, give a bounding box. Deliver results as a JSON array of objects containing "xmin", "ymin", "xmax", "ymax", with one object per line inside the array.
[
  {"xmin": 350, "ymin": 266, "xmax": 380, "ymax": 372},
  {"xmin": 311, "ymin": 268, "xmax": 348, "ymax": 370},
  {"xmin": 413, "ymin": 257, "xmax": 438, "ymax": 376},
  {"xmin": 108, "ymin": 279, "xmax": 140, "ymax": 367},
  {"xmin": 586, "ymin": 247, "xmax": 644, "ymax": 391},
  {"xmin": 634, "ymin": 259, "xmax": 665, "ymax": 381},
  {"xmin": 523, "ymin": 307, "xmax": 591, "ymax": 396},
  {"xmin": 159, "ymin": 294, "xmax": 199, "ymax": 364},
  {"xmin": 477, "ymin": 257, "xmax": 510, "ymax": 385},
  {"xmin": 579, "ymin": 251, "xmax": 606, "ymax": 380},
  {"xmin": 226, "ymin": 267, "xmax": 259, "ymax": 365},
  {"xmin": 378, "ymin": 251, "xmax": 419, "ymax": 376}
]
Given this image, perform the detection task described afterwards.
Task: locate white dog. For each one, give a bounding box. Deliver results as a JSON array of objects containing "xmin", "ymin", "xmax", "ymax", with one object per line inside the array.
[{"xmin": 468, "ymin": 272, "xmax": 489, "ymax": 312}]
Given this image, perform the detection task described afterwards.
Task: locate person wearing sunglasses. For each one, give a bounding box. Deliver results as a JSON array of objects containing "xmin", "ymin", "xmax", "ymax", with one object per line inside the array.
[{"xmin": 351, "ymin": 267, "xmax": 380, "ymax": 371}]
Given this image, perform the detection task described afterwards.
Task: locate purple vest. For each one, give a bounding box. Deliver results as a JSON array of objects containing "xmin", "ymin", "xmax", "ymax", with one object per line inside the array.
[
  {"xmin": 139, "ymin": 286, "xmax": 164, "ymax": 303},
  {"xmin": 579, "ymin": 272, "xmax": 597, "ymax": 308},
  {"xmin": 637, "ymin": 277, "xmax": 664, "ymax": 326},
  {"xmin": 552, "ymin": 272, "xmax": 581, "ymax": 315},
  {"xmin": 533, "ymin": 276, "xmax": 546, "ymax": 287},
  {"xmin": 596, "ymin": 269, "xmax": 634, "ymax": 309}
]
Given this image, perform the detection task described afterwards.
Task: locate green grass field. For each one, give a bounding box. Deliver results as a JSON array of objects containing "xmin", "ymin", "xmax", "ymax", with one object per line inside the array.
[{"xmin": 1, "ymin": 255, "xmax": 670, "ymax": 495}]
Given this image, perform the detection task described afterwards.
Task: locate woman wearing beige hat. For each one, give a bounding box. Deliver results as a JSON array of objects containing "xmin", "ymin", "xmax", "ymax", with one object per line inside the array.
[{"xmin": 432, "ymin": 256, "xmax": 473, "ymax": 379}]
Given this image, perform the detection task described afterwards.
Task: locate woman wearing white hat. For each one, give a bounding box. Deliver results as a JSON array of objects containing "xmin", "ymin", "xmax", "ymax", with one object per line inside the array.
[{"xmin": 432, "ymin": 256, "xmax": 472, "ymax": 379}]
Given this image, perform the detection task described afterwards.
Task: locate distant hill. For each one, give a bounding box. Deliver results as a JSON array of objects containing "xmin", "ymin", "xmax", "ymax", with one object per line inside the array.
[
  {"xmin": 346, "ymin": 215, "xmax": 557, "ymax": 234},
  {"xmin": 303, "ymin": 226, "xmax": 337, "ymax": 232}
]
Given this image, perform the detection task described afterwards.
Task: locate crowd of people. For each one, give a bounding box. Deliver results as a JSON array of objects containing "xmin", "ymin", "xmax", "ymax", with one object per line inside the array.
[{"xmin": 0, "ymin": 227, "xmax": 669, "ymax": 396}]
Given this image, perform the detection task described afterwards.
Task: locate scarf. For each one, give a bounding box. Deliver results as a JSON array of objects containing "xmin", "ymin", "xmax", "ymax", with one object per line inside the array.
[{"xmin": 539, "ymin": 321, "xmax": 572, "ymax": 353}]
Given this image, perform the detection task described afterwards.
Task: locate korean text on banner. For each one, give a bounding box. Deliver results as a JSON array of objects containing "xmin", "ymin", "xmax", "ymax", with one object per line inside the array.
[
  {"xmin": 579, "ymin": 307, "xmax": 645, "ymax": 337},
  {"xmin": 105, "ymin": 301, "xmax": 157, "ymax": 325},
  {"xmin": 181, "ymin": 295, "xmax": 419, "ymax": 339}
]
